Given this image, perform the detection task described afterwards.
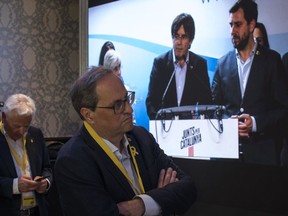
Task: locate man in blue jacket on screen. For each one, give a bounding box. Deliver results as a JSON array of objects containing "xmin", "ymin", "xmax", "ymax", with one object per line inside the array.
[{"xmin": 211, "ymin": 0, "xmax": 288, "ymax": 165}]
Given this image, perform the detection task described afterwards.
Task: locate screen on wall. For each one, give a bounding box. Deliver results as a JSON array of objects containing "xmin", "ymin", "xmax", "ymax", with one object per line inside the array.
[
  {"xmin": 88, "ymin": 0, "xmax": 234, "ymax": 130},
  {"xmin": 88, "ymin": 0, "xmax": 288, "ymax": 131}
]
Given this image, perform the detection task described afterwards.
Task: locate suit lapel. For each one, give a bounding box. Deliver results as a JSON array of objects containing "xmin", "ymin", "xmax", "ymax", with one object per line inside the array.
[
  {"xmin": 25, "ymin": 131, "xmax": 36, "ymax": 177},
  {"xmin": 126, "ymin": 134, "xmax": 152, "ymax": 192},
  {"xmin": 182, "ymin": 53, "xmax": 194, "ymax": 101},
  {"xmin": 81, "ymin": 126, "xmax": 136, "ymax": 197},
  {"xmin": 242, "ymin": 47, "xmax": 263, "ymax": 105},
  {"xmin": 229, "ymin": 52, "xmax": 243, "ymax": 106},
  {"xmin": 0, "ymin": 133, "xmax": 18, "ymax": 177}
]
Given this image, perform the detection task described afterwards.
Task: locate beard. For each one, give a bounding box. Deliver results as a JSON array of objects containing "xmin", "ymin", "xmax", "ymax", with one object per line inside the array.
[{"xmin": 232, "ymin": 32, "xmax": 250, "ymax": 51}]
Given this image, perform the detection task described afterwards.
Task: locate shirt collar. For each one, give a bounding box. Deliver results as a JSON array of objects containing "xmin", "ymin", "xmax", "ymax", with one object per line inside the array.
[
  {"xmin": 173, "ymin": 50, "xmax": 189, "ymax": 64},
  {"xmin": 0, "ymin": 122, "xmax": 24, "ymax": 145},
  {"xmin": 103, "ymin": 134, "xmax": 129, "ymax": 154},
  {"xmin": 235, "ymin": 42, "xmax": 257, "ymax": 60}
]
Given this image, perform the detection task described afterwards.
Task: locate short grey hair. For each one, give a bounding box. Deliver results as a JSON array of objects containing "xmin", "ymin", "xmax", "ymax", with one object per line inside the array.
[
  {"xmin": 3, "ymin": 93, "xmax": 36, "ymax": 118},
  {"xmin": 70, "ymin": 66, "xmax": 114, "ymax": 119},
  {"xmin": 103, "ymin": 49, "xmax": 121, "ymax": 70}
]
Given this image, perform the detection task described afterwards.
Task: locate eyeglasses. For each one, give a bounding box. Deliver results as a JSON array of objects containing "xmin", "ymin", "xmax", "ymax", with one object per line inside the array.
[
  {"xmin": 96, "ymin": 91, "xmax": 135, "ymax": 114},
  {"xmin": 173, "ymin": 34, "xmax": 189, "ymax": 41}
]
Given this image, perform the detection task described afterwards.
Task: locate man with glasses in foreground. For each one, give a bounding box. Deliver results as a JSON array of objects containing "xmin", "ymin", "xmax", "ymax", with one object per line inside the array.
[
  {"xmin": 54, "ymin": 66, "xmax": 196, "ymax": 216},
  {"xmin": 146, "ymin": 13, "xmax": 212, "ymax": 120}
]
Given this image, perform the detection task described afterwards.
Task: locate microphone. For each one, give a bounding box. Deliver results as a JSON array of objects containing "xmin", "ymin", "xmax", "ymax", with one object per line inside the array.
[
  {"xmin": 159, "ymin": 67, "xmax": 176, "ymax": 131},
  {"xmin": 161, "ymin": 68, "xmax": 176, "ymax": 110},
  {"xmin": 193, "ymin": 102, "xmax": 199, "ymax": 119},
  {"xmin": 161, "ymin": 70, "xmax": 176, "ymax": 104},
  {"xmin": 214, "ymin": 105, "xmax": 226, "ymax": 112}
]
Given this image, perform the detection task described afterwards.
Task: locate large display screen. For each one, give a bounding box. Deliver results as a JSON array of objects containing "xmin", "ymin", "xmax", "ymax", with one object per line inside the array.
[{"xmin": 88, "ymin": 0, "xmax": 288, "ymax": 130}]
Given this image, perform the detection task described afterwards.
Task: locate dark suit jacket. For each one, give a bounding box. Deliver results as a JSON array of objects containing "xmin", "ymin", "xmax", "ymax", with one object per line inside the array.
[
  {"xmin": 0, "ymin": 126, "xmax": 52, "ymax": 216},
  {"xmin": 146, "ymin": 49, "xmax": 212, "ymax": 119},
  {"xmin": 54, "ymin": 125, "xmax": 197, "ymax": 216},
  {"xmin": 283, "ymin": 52, "xmax": 288, "ymax": 77},
  {"xmin": 281, "ymin": 52, "xmax": 288, "ymax": 166},
  {"xmin": 211, "ymin": 45, "xmax": 288, "ymax": 164}
]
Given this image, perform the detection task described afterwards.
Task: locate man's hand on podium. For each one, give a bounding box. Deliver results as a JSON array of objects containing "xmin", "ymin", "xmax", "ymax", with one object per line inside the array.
[{"xmin": 232, "ymin": 114, "xmax": 253, "ymax": 137}]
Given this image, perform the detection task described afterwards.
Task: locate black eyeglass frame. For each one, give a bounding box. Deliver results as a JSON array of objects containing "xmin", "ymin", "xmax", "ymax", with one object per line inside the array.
[
  {"xmin": 173, "ymin": 33, "xmax": 190, "ymax": 41},
  {"xmin": 96, "ymin": 91, "xmax": 135, "ymax": 114}
]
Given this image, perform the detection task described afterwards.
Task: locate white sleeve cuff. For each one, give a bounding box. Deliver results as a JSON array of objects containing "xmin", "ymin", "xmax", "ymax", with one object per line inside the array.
[
  {"xmin": 251, "ymin": 116, "xmax": 257, "ymax": 132},
  {"xmin": 13, "ymin": 178, "xmax": 20, "ymax": 194},
  {"xmin": 136, "ymin": 194, "xmax": 161, "ymax": 216},
  {"xmin": 45, "ymin": 178, "xmax": 51, "ymax": 191}
]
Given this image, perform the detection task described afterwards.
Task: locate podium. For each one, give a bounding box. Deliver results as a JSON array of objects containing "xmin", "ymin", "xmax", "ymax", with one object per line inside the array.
[{"xmin": 149, "ymin": 119, "xmax": 239, "ymax": 159}]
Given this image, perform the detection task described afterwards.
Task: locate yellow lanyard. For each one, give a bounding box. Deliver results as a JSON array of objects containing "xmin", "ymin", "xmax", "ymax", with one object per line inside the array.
[
  {"xmin": 0, "ymin": 121, "xmax": 28, "ymax": 174},
  {"xmin": 83, "ymin": 121, "xmax": 145, "ymax": 194}
]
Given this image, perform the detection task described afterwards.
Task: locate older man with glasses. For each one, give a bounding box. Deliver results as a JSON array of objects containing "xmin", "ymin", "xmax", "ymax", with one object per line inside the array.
[{"xmin": 54, "ymin": 66, "xmax": 197, "ymax": 216}]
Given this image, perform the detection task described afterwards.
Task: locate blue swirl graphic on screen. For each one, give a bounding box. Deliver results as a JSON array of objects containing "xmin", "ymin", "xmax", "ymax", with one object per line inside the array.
[
  {"xmin": 89, "ymin": 34, "xmax": 169, "ymax": 54},
  {"xmin": 89, "ymin": 34, "xmax": 218, "ymax": 73}
]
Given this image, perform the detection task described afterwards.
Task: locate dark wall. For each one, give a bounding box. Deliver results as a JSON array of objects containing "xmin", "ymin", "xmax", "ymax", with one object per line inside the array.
[{"xmin": 173, "ymin": 158, "xmax": 288, "ymax": 216}]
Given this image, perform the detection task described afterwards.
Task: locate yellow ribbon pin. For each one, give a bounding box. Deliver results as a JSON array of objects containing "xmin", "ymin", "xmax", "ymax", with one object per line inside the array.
[{"xmin": 129, "ymin": 146, "xmax": 139, "ymax": 157}]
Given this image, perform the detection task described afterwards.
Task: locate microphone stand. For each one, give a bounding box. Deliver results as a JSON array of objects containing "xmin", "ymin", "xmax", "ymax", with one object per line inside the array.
[
  {"xmin": 161, "ymin": 69, "xmax": 176, "ymax": 109},
  {"xmin": 159, "ymin": 68, "xmax": 176, "ymax": 132}
]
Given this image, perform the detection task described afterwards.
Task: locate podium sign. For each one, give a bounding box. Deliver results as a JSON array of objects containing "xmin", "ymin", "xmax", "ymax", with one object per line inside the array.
[{"xmin": 149, "ymin": 119, "xmax": 239, "ymax": 159}]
